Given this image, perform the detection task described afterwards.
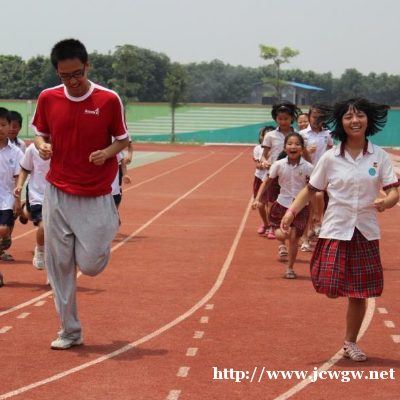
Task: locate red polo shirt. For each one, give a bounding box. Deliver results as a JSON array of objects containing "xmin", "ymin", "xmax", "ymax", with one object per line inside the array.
[{"xmin": 31, "ymin": 82, "xmax": 128, "ymax": 197}]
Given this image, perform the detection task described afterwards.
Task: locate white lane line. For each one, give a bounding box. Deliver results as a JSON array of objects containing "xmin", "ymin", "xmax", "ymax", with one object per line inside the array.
[
  {"xmin": 193, "ymin": 331, "xmax": 204, "ymax": 339},
  {"xmin": 17, "ymin": 313, "xmax": 30, "ymax": 319},
  {"xmin": 0, "ymin": 327, "xmax": 12, "ymax": 334},
  {"xmin": 123, "ymin": 152, "xmax": 215, "ymax": 194},
  {"xmin": 384, "ymin": 321, "xmax": 395, "ymax": 328},
  {"xmin": 9, "ymin": 228, "xmax": 37, "ymax": 241},
  {"xmin": 34, "ymin": 301, "xmax": 46, "ymax": 307},
  {"xmin": 378, "ymin": 307, "xmax": 388, "ymax": 314},
  {"xmin": 186, "ymin": 348, "xmax": 198, "ymax": 357},
  {"xmin": 391, "ymin": 335, "xmax": 400, "ymax": 343},
  {"xmin": 177, "ymin": 367, "xmax": 190, "ymax": 378},
  {"xmin": 0, "ymin": 156, "xmax": 252, "ymax": 399},
  {"xmin": 166, "ymin": 390, "xmax": 181, "ymax": 400},
  {"xmin": 205, "ymin": 304, "xmax": 214, "ymax": 310},
  {"xmin": 271, "ymin": 298, "xmax": 376, "ymax": 400},
  {"xmin": 0, "ymin": 151, "xmax": 234, "ymax": 319},
  {"xmin": 200, "ymin": 317, "xmax": 209, "ymax": 324}
]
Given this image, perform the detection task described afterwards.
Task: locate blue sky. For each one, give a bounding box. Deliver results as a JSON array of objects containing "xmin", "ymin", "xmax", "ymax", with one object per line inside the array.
[{"xmin": 3, "ymin": 0, "xmax": 399, "ymax": 77}]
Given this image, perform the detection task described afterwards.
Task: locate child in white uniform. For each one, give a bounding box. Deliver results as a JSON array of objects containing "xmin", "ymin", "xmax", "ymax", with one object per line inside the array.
[
  {"xmin": 14, "ymin": 143, "xmax": 50, "ymax": 270},
  {"xmin": 281, "ymin": 98, "xmax": 399, "ymax": 362},
  {"xmin": 254, "ymin": 133, "xmax": 314, "ymax": 278},
  {"xmin": 300, "ymin": 104, "xmax": 334, "ymax": 250},
  {"xmin": 0, "ymin": 108, "xmax": 23, "ymax": 284},
  {"xmin": 253, "ymin": 126, "xmax": 274, "ymax": 234}
]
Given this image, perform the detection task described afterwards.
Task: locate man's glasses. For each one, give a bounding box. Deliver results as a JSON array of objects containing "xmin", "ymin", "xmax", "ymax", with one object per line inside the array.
[{"xmin": 58, "ymin": 67, "xmax": 85, "ymax": 82}]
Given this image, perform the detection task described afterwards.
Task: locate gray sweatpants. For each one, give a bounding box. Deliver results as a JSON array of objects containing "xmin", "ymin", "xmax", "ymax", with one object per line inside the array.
[{"xmin": 43, "ymin": 184, "xmax": 120, "ymax": 340}]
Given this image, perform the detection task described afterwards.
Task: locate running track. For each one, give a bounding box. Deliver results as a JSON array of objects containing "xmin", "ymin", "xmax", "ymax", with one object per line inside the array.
[{"xmin": 1, "ymin": 144, "xmax": 400, "ymax": 400}]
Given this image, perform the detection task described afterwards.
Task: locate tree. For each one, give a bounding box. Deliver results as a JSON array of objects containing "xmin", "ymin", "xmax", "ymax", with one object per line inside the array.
[
  {"xmin": 0, "ymin": 56, "xmax": 26, "ymax": 99},
  {"xmin": 110, "ymin": 44, "xmax": 170, "ymax": 104},
  {"xmin": 164, "ymin": 64, "xmax": 188, "ymax": 143},
  {"xmin": 259, "ymin": 45, "xmax": 299, "ymax": 100}
]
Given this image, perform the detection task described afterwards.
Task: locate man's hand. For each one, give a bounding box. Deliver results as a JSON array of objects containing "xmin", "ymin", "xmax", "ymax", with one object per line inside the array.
[
  {"xmin": 38, "ymin": 143, "xmax": 53, "ymax": 160},
  {"xmin": 89, "ymin": 150, "xmax": 108, "ymax": 165}
]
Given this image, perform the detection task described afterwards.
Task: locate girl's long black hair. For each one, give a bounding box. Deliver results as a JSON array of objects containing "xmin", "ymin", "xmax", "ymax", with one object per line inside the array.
[{"xmin": 315, "ymin": 98, "xmax": 390, "ymax": 142}]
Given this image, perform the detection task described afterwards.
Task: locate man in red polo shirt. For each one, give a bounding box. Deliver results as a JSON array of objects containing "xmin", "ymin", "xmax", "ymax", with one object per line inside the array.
[{"xmin": 32, "ymin": 39, "xmax": 129, "ymax": 350}]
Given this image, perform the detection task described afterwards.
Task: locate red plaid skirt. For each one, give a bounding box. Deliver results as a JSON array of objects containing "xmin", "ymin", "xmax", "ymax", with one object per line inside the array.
[
  {"xmin": 253, "ymin": 176, "xmax": 268, "ymax": 204},
  {"xmin": 265, "ymin": 177, "xmax": 280, "ymax": 203},
  {"xmin": 310, "ymin": 228, "xmax": 383, "ymax": 298},
  {"xmin": 269, "ymin": 202, "xmax": 310, "ymax": 237}
]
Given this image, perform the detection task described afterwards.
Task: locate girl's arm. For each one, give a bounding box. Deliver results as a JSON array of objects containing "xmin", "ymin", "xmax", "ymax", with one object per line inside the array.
[
  {"xmin": 12, "ymin": 174, "xmax": 23, "ymax": 217},
  {"xmin": 252, "ymin": 177, "xmax": 273, "ymax": 209},
  {"xmin": 373, "ymin": 187, "xmax": 399, "ymax": 212},
  {"xmin": 302, "ymin": 147, "xmax": 312, "ymax": 163},
  {"xmin": 124, "ymin": 141, "xmax": 133, "ymax": 165},
  {"xmin": 121, "ymin": 159, "xmax": 132, "ymax": 185},
  {"xmin": 261, "ymin": 146, "xmax": 271, "ymax": 167},
  {"xmin": 13, "ymin": 168, "xmax": 30, "ymax": 199},
  {"xmin": 280, "ymin": 185, "xmax": 317, "ymax": 233}
]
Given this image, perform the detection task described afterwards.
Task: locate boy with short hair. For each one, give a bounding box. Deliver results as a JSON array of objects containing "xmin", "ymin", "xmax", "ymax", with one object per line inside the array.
[
  {"xmin": 32, "ymin": 39, "xmax": 129, "ymax": 350},
  {"xmin": 0, "ymin": 107, "xmax": 23, "ymax": 285},
  {"xmin": 9, "ymin": 111, "xmax": 26, "ymax": 153},
  {"xmin": 14, "ymin": 143, "xmax": 50, "ymax": 270}
]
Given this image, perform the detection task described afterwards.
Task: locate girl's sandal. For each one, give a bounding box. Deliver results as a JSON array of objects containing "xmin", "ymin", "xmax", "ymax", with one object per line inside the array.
[
  {"xmin": 285, "ymin": 269, "xmax": 297, "ymax": 279},
  {"xmin": 343, "ymin": 341, "xmax": 367, "ymax": 362}
]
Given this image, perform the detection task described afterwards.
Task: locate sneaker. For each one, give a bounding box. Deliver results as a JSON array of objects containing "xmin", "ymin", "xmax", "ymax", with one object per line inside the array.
[
  {"xmin": 267, "ymin": 229, "xmax": 276, "ymax": 239},
  {"xmin": 51, "ymin": 336, "xmax": 84, "ymax": 350},
  {"xmin": 257, "ymin": 225, "xmax": 268, "ymax": 234},
  {"xmin": 278, "ymin": 244, "xmax": 289, "ymax": 257},
  {"xmin": 33, "ymin": 247, "xmax": 45, "ymax": 270}
]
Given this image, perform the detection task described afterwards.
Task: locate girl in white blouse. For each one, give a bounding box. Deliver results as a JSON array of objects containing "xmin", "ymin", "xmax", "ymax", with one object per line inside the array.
[{"xmin": 281, "ymin": 98, "xmax": 399, "ymax": 362}]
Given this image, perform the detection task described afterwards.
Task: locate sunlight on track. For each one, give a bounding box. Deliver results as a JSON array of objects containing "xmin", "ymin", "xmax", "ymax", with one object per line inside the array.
[
  {"xmin": 0, "ymin": 151, "xmax": 218, "ymax": 318},
  {"xmin": 0, "ymin": 159, "xmax": 251, "ymax": 399},
  {"xmin": 271, "ymin": 298, "xmax": 375, "ymax": 400}
]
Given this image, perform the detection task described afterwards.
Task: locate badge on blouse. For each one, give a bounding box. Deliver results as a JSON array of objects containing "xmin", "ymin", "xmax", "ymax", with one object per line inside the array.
[
  {"xmin": 299, "ymin": 170, "xmax": 303, "ymax": 176},
  {"xmin": 369, "ymin": 168, "xmax": 376, "ymax": 176},
  {"xmin": 373, "ymin": 162, "xmax": 378, "ymax": 168},
  {"xmin": 8, "ymin": 159, "xmax": 14, "ymax": 167}
]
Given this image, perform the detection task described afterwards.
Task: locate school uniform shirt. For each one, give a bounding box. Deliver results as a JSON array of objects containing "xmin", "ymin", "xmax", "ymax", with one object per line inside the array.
[
  {"xmin": 262, "ymin": 128, "xmax": 296, "ymax": 165},
  {"xmin": 268, "ymin": 156, "xmax": 314, "ymax": 208},
  {"xmin": 20, "ymin": 143, "xmax": 50, "ymax": 206},
  {"xmin": 300, "ymin": 126, "xmax": 333, "ymax": 165},
  {"xmin": 13, "ymin": 138, "xmax": 26, "ymax": 153},
  {"xmin": 309, "ymin": 141, "xmax": 399, "ymax": 241},
  {"xmin": 253, "ymin": 144, "xmax": 268, "ymax": 180},
  {"xmin": 0, "ymin": 139, "xmax": 23, "ymax": 210},
  {"xmin": 31, "ymin": 82, "xmax": 129, "ymax": 197}
]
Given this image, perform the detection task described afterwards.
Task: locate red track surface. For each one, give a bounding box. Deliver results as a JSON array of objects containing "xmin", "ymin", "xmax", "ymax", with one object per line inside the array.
[{"xmin": 1, "ymin": 144, "xmax": 400, "ymax": 400}]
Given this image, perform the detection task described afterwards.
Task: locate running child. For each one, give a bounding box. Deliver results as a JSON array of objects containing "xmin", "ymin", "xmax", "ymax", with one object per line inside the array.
[
  {"xmin": 253, "ymin": 125, "xmax": 275, "ymax": 234},
  {"xmin": 253, "ymin": 133, "xmax": 314, "ymax": 278},
  {"xmin": 281, "ymin": 98, "xmax": 399, "ymax": 361},
  {"xmin": 0, "ymin": 107, "xmax": 23, "ymax": 285},
  {"xmin": 14, "ymin": 143, "xmax": 50, "ymax": 271},
  {"xmin": 299, "ymin": 103, "xmax": 334, "ymax": 250},
  {"xmin": 9, "ymin": 111, "xmax": 26, "ymax": 153},
  {"xmin": 296, "ymin": 113, "xmax": 309, "ymax": 131},
  {"xmin": 260, "ymin": 101, "xmax": 305, "ymax": 253}
]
